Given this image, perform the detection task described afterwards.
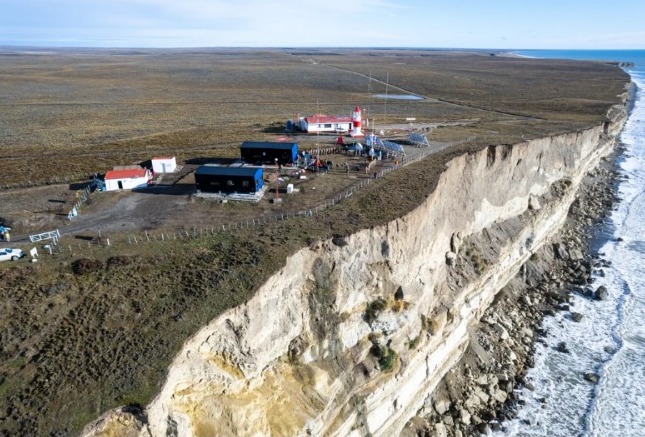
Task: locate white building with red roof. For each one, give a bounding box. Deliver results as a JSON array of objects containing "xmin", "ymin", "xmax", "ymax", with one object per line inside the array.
[
  {"xmin": 299, "ymin": 114, "xmax": 353, "ymax": 134},
  {"xmin": 104, "ymin": 168, "xmax": 151, "ymax": 191},
  {"xmin": 151, "ymin": 156, "xmax": 177, "ymax": 174}
]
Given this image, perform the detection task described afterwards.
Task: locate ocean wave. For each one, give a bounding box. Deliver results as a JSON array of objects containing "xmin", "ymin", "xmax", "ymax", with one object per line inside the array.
[{"xmin": 495, "ymin": 66, "xmax": 645, "ymax": 437}]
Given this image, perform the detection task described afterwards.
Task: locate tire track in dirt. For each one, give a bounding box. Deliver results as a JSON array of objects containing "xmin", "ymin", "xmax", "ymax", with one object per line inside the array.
[{"xmin": 294, "ymin": 56, "xmax": 546, "ymax": 121}]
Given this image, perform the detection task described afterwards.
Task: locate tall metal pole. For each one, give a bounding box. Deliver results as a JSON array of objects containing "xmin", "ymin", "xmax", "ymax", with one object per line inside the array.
[
  {"xmin": 316, "ymin": 99, "xmax": 320, "ymax": 161},
  {"xmin": 384, "ymin": 72, "xmax": 389, "ymax": 125},
  {"xmin": 275, "ymin": 158, "xmax": 280, "ymax": 201}
]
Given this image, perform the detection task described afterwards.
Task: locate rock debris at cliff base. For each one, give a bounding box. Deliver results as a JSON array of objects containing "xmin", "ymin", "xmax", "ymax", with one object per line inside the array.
[
  {"xmin": 403, "ymin": 147, "xmax": 625, "ymax": 437},
  {"xmin": 0, "ymin": 51, "xmax": 631, "ymax": 437}
]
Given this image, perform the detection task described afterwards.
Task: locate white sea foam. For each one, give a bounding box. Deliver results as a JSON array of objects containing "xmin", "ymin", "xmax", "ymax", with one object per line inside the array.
[{"xmin": 495, "ymin": 72, "xmax": 645, "ymax": 437}]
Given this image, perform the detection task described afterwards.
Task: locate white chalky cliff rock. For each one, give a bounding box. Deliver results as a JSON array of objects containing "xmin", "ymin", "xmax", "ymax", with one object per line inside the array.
[{"xmin": 83, "ymin": 101, "xmax": 627, "ymax": 437}]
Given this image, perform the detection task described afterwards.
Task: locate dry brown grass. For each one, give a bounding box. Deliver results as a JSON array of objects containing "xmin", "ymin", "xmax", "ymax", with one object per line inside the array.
[
  {"xmin": 0, "ymin": 48, "xmax": 627, "ymax": 187},
  {"xmin": 0, "ymin": 48, "xmax": 629, "ymax": 437}
]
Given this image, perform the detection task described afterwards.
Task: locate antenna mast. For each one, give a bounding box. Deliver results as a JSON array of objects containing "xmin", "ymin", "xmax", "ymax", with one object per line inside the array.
[
  {"xmin": 367, "ymin": 71, "xmax": 372, "ymax": 130},
  {"xmin": 316, "ymin": 99, "xmax": 320, "ymax": 161},
  {"xmin": 384, "ymin": 72, "xmax": 389, "ymax": 126}
]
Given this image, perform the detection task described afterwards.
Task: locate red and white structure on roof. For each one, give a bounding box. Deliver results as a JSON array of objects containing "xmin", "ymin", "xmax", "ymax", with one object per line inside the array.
[
  {"xmin": 350, "ymin": 105, "xmax": 364, "ymax": 137},
  {"xmin": 104, "ymin": 168, "xmax": 151, "ymax": 191}
]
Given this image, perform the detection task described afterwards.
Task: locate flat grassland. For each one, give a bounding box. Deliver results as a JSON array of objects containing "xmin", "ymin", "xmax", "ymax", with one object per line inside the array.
[
  {"xmin": 0, "ymin": 48, "xmax": 629, "ymax": 437},
  {"xmin": 0, "ymin": 48, "xmax": 626, "ymax": 187}
]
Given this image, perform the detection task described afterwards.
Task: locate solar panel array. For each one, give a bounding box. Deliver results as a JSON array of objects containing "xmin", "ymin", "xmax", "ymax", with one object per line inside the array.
[
  {"xmin": 408, "ymin": 133, "xmax": 429, "ymax": 147},
  {"xmin": 382, "ymin": 140, "xmax": 405, "ymax": 155},
  {"xmin": 364, "ymin": 134, "xmax": 376, "ymax": 150},
  {"xmin": 365, "ymin": 134, "xmax": 405, "ymax": 156}
]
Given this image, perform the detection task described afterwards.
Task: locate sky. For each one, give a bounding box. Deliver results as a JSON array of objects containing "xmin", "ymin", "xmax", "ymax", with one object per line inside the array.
[{"xmin": 1, "ymin": 0, "xmax": 644, "ymax": 49}]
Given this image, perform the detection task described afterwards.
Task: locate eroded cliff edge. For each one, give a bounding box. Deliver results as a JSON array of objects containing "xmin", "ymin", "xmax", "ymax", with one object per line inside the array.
[{"xmin": 84, "ymin": 98, "xmax": 629, "ymax": 437}]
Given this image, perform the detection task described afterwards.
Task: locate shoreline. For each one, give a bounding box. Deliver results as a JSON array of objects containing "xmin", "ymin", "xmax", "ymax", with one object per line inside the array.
[
  {"xmin": 402, "ymin": 92, "xmax": 634, "ymax": 437},
  {"xmin": 0, "ymin": 51, "xmax": 631, "ymax": 436}
]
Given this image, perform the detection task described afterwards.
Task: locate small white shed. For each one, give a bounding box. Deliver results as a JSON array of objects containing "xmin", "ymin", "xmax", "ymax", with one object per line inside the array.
[
  {"xmin": 104, "ymin": 168, "xmax": 151, "ymax": 191},
  {"xmin": 151, "ymin": 156, "xmax": 177, "ymax": 174}
]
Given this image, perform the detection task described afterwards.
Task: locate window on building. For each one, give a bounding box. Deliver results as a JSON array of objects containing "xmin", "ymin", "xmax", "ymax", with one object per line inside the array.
[{"xmin": 324, "ymin": 124, "xmax": 332, "ymax": 128}]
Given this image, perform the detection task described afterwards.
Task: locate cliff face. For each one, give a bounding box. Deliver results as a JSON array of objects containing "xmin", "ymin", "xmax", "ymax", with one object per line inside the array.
[{"xmin": 83, "ymin": 102, "xmax": 628, "ymax": 437}]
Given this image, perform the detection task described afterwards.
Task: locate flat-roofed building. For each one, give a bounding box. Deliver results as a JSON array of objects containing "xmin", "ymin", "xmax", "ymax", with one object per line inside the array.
[
  {"xmin": 240, "ymin": 142, "xmax": 298, "ymax": 165},
  {"xmin": 195, "ymin": 166, "xmax": 264, "ymax": 194}
]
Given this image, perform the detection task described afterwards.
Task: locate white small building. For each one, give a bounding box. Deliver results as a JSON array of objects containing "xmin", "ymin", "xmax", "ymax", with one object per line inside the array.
[
  {"xmin": 151, "ymin": 156, "xmax": 177, "ymax": 174},
  {"xmin": 299, "ymin": 114, "xmax": 352, "ymax": 134},
  {"xmin": 104, "ymin": 168, "xmax": 151, "ymax": 191}
]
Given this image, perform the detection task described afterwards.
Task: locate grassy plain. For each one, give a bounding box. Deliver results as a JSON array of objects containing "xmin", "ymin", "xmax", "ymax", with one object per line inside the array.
[
  {"xmin": 0, "ymin": 48, "xmax": 627, "ymax": 187},
  {"xmin": 0, "ymin": 48, "xmax": 629, "ymax": 436}
]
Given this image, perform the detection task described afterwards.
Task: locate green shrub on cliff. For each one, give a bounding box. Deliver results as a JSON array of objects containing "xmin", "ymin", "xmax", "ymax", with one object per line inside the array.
[
  {"xmin": 370, "ymin": 344, "xmax": 398, "ymax": 373},
  {"xmin": 408, "ymin": 335, "xmax": 421, "ymax": 350},
  {"xmin": 465, "ymin": 244, "xmax": 488, "ymax": 275},
  {"xmin": 364, "ymin": 297, "xmax": 388, "ymax": 323}
]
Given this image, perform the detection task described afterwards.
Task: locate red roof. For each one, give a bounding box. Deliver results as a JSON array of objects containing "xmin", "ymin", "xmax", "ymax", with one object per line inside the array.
[
  {"xmin": 304, "ymin": 114, "xmax": 352, "ymax": 124},
  {"xmin": 105, "ymin": 168, "xmax": 148, "ymax": 180}
]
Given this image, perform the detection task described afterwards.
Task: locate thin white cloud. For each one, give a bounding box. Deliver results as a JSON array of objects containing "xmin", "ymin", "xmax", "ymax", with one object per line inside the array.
[
  {"xmin": 2, "ymin": 0, "xmax": 643, "ymax": 48},
  {"xmin": 101, "ymin": 0, "xmax": 404, "ymax": 23}
]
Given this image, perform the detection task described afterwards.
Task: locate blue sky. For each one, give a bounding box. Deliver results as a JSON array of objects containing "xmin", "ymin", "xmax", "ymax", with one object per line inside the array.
[{"xmin": 1, "ymin": 0, "xmax": 644, "ymax": 49}]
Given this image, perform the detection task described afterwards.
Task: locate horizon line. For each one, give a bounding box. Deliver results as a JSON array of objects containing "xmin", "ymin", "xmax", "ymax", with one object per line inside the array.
[{"xmin": 0, "ymin": 44, "xmax": 644, "ymax": 52}]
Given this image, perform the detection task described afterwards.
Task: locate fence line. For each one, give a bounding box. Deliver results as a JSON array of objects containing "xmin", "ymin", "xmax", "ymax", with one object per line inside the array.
[
  {"xmin": 114, "ymin": 137, "xmax": 475, "ymax": 246},
  {"xmin": 22, "ymin": 138, "xmax": 474, "ymax": 251},
  {"xmin": 302, "ymin": 146, "xmax": 344, "ymax": 156},
  {"xmin": 68, "ymin": 184, "xmax": 93, "ymax": 220}
]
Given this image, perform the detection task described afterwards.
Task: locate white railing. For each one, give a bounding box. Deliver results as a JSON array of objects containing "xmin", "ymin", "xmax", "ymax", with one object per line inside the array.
[{"xmin": 29, "ymin": 229, "xmax": 61, "ymax": 244}]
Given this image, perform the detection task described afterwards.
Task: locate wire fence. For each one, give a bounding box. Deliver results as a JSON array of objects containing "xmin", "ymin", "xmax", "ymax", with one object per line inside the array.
[
  {"xmin": 67, "ymin": 184, "xmax": 93, "ymax": 220},
  {"xmin": 13, "ymin": 137, "xmax": 475, "ymax": 255},
  {"xmin": 114, "ymin": 136, "xmax": 475, "ymax": 246}
]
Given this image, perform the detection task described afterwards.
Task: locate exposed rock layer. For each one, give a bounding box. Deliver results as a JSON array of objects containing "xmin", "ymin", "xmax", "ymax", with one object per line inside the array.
[
  {"xmin": 83, "ymin": 98, "xmax": 628, "ymax": 437},
  {"xmin": 403, "ymin": 153, "xmax": 625, "ymax": 436}
]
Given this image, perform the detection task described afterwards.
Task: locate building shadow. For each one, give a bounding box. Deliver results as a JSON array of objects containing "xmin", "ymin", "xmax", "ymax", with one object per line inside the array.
[
  {"xmin": 132, "ymin": 184, "xmax": 195, "ymax": 196},
  {"xmin": 68, "ymin": 181, "xmax": 92, "ymax": 190},
  {"xmin": 184, "ymin": 157, "xmax": 242, "ymax": 166}
]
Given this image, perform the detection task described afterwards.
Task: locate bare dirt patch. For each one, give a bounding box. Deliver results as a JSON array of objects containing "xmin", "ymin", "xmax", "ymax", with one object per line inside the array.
[{"xmin": 3, "ymin": 150, "xmax": 396, "ymax": 239}]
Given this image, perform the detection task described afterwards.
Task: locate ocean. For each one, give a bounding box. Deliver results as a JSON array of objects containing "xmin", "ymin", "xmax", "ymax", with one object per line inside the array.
[{"xmin": 492, "ymin": 50, "xmax": 645, "ymax": 437}]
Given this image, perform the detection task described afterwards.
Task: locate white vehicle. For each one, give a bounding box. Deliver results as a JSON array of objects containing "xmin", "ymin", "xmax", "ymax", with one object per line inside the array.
[{"xmin": 0, "ymin": 248, "xmax": 24, "ymax": 262}]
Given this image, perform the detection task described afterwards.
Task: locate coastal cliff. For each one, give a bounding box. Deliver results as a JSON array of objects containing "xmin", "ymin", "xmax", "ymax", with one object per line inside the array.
[{"xmin": 83, "ymin": 100, "xmax": 628, "ymax": 437}]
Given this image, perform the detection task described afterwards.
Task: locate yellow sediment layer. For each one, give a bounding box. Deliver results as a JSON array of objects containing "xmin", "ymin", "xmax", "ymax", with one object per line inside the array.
[{"xmin": 177, "ymin": 363, "xmax": 332, "ymax": 437}]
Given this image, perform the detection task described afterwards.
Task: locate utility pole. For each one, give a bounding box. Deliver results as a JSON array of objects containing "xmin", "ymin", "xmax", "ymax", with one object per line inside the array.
[
  {"xmin": 384, "ymin": 72, "xmax": 389, "ymax": 125},
  {"xmin": 274, "ymin": 158, "xmax": 281, "ymax": 203}
]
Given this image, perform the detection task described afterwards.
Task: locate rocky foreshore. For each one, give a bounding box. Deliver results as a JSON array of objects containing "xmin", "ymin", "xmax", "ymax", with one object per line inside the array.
[{"xmin": 403, "ymin": 145, "xmax": 626, "ymax": 437}]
